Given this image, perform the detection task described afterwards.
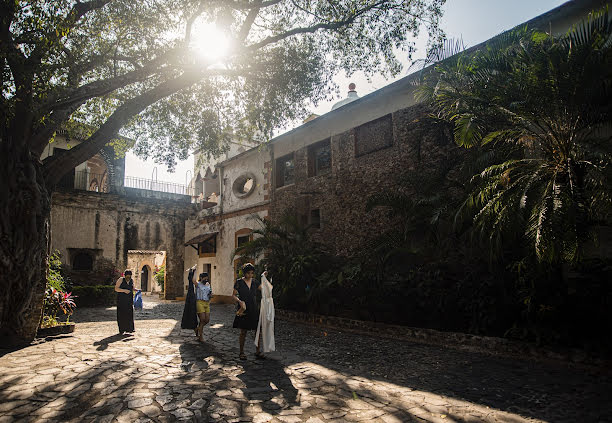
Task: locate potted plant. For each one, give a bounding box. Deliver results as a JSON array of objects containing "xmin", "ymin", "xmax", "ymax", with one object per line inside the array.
[{"xmin": 38, "ymin": 288, "xmax": 77, "ymax": 337}]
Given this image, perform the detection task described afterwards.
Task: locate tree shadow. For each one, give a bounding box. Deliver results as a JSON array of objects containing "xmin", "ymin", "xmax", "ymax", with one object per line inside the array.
[{"xmin": 0, "ymin": 301, "xmax": 609, "ymax": 423}]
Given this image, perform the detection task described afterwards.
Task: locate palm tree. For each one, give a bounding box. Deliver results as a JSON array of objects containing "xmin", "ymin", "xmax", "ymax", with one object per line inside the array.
[
  {"xmin": 418, "ymin": 9, "xmax": 612, "ymax": 263},
  {"xmin": 232, "ymin": 212, "xmax": 325, "ymax": 304}
]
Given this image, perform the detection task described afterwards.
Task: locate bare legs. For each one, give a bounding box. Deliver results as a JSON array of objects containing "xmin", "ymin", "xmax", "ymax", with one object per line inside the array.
[
  {"xmin": 239, "ymin": 330, "xmax": 247, "ymax": 358},
  {"xmin": 197, "ymin": 312, "xmax": 209, "ymax": 341},
  {"xmin": 239, "ymin": 329, "xmax": 263, "ymax": 359}
]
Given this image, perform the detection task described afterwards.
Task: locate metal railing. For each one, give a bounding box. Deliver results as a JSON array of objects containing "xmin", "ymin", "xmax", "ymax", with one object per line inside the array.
[
  {"xmin": 58, "ymin": 170, "xmax": 195, "ymax": 196},
  {"xmin": 124, "ymin": 175, "xmax": 195, "ymax": 196}
]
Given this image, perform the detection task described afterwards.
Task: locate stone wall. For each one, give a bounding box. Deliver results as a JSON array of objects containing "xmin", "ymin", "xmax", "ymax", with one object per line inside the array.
[
  {"xmin": 270, "ymin": 104, "xmax": 456, "ymax": 256},
  {"xmin": 275, "ymin": 309, "xmax": 610, "ymax": 368},
  {"xmin": 51, "ymin": 190, "xmax": 194, "ymax": 299}
]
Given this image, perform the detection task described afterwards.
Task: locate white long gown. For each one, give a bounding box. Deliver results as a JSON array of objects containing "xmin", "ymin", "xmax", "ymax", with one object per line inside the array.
[{"xmin": 254, "ymin": 274, "xmax": 275, "ymax": 352}]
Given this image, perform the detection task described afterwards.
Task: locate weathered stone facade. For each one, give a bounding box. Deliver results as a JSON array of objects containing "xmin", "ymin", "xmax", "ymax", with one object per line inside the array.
[
  {"xmin": 185, "ymin": 146, "xmax": 270, "ymax": 300},
  {"xmin": 269, "ymin": 105, "xmax": 456, "ymax": 256},
  {"xmin": 182, "ymin": 0, "xmax": 603, "ymax": 300},
  {"xmin": 51, "ymin": 188, "xmax": 194, "ymax": 299}
]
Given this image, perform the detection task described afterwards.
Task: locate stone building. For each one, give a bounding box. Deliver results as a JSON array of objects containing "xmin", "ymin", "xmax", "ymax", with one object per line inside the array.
[
  {"xmin": 46, "ymin": 134, "xmax": 195, "ymax": 300},
  {"xmin": 44, "ymin": 0, "xmax": 601, "ymax": 303},
  {"xmin": 182, "ymin": 0, "xmax": 604, "ymax": 301},
  {"xmin": 126, "ymin": 250, "xmax": 166, "ymax": 293}
]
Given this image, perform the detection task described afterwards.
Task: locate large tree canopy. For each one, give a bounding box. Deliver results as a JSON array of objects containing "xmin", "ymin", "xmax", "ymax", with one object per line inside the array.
[{"xmin": 1, "ymin": 0, "xmax": 444, "ymax": 180}]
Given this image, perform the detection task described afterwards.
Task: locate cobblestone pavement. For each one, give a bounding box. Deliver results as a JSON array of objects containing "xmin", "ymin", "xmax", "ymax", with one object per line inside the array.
[{"xmin": 1, "ymin": 296, "xmax": 610, "ymax": 423}]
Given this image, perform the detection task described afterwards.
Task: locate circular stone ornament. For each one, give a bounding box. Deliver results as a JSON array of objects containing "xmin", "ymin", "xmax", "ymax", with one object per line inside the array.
[{"xmin": 232, "ymin": 173, "xmax": 256, "ymax": 198}]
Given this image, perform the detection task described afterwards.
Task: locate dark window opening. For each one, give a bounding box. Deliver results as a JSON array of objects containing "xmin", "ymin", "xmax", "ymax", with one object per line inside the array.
[
  {"xmin": 355, "ymin": 114, "xmax": 393, "ymax": 157},
  {"xmin": 275, "ymin": 154, "xmax": 295, "ymax": 188},
  {"xmin": 198, "ymin": 236, "xmax": 217, "ymax": 257},
  {"xmin": 237, "ymin": 235, "xmax": 251, "ymax": 247},
  {"xmin": 73, "ymin": 252, "xmax": 93, "ymax": 271},
  {"xmin": 308, "ymin": 139, "xmax": 331, "ymax": 177},
  {"xmin": 310, "ymin": 209, "xmax": 321, "ymax": 229}
]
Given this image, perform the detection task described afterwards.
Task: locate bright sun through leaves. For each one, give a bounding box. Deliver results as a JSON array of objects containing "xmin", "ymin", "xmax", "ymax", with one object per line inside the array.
[{"xmin": 190, "ymin": 21, "xmax": 230, "ymax": 61}]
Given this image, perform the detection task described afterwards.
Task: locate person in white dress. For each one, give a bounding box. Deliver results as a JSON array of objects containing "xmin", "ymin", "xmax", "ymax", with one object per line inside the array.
[{"xmin": 254, "ymin": 270, "xmax": 275, "ymax": 353}]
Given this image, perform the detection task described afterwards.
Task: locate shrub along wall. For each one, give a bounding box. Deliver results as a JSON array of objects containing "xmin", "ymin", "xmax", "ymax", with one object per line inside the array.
[{"xmin": 71, "ymin": 285, "xmax": 116, "ymax": 307}]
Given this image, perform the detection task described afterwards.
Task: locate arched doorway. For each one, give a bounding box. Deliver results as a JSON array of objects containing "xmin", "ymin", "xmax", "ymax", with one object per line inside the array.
[{"xmin": 141, "ymin": 265, "xmax": 150, "ymax": 291}]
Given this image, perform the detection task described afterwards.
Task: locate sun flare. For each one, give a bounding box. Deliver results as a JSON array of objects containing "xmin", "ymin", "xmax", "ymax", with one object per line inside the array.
[{"xmin": 191, "ymin": 21, "xmax": 230, "ymax": 62}]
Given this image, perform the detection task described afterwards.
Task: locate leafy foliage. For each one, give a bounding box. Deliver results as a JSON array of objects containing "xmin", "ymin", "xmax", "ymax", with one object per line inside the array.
[
  {"xmin": 42, "ymin": 288, "xmax": 77, "ymax": 324},
  {"xmin": 418, "ymin": 9, "xmax": 612, "ymax": 263},
  {"xmin": 70, "ymin": 285, "xmax": 116, "ymax": 307},
  {"xmin": 232, "ymin": 212, "xmax": 330, "ymax": 309},
  {"xmin": 1, "ymin": 0, "xmax": 446, "ymax": 176},
  {"xmin": 154, "ymin": 265, "xmax": 165, "ymax": 290},
  {"xmin": 47, "ymin": 250, "xmax": 66, "ymax": 292}
]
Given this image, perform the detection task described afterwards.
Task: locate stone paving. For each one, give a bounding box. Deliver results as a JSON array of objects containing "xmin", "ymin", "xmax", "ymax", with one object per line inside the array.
[{"xmin": 0, "ymin": 296, "xmax": 610, "ymax": 423}]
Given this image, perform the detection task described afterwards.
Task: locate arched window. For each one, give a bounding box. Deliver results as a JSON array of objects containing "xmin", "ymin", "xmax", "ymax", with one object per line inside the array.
[{"xmin": 73, "ymin": 252, "xmax": 93, "ymax": 271}]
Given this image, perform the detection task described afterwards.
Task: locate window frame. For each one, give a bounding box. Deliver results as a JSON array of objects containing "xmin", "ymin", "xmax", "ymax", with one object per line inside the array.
[
  {"xmin": 235, "ymin": 228, "xmax": 253, "ymax": 249},
  {"xmin": 308, "ymin": 138, "xmax": 332, "ymax": 177},
  {"xmin": 310, "ymin": 209, "xmax": 321, "ymax": 229},
  {"xmin": 198, "ymin": 235, "xmax": 217, "ymax": 258},
  {"xmin": 72, "ymin": 251, "xmax": 94, "ymax": 271},
  {"xmin": 354, "ymin": 114, "xmax": 394, "ymax": 158},
  {"xmin": 275, "ymin": 153, "xmax": 295, "ymax": 188}
]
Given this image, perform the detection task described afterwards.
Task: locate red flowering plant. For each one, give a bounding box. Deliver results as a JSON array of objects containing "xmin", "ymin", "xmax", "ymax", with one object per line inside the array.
[{"xmin": 42, "ymin": 288, "xmax": 77, "ymax": 328}]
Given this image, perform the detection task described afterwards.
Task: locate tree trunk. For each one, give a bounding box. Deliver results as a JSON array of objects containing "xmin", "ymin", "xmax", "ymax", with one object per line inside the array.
[{"xmin": 0, "ymin": 141, "xmax": 50, "ymax": 348}]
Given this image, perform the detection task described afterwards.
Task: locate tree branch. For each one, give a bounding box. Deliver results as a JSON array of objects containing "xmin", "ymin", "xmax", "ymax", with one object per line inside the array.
[
  {"xmin": 185, "ymin": 1, "xmax": 207, "ymax": 45},
  {"xmin": 237, "ymin": 0, "xmax": 262, "ymax": 43},
  {"xmin": 227, "ymin": 0, "xmax": 282, "ymax": 10},
  {"xmin": 27, "ymin": 0, "xmax": 113, "ymax": 67},
  {"xmin": 43, "ymin": 69, "xmax": 205, "ymax": 185},
  {"xmin": 245, "ymin": 0, "xmax": 387, "ymax": 51}
]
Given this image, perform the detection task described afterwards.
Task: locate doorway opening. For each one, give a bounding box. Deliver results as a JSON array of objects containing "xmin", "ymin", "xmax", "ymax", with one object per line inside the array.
[
  {"xmin": 127, "ymin": 250, "xmax": 167, "ymax": 293},
  {"xmin": 141, "ymin": 265, "xmax": 150, "ymax": 291}
]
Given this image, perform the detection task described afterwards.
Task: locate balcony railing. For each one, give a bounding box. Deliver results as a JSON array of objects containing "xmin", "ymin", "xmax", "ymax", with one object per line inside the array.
[
  {"xmin": 124, "ymin": 175, "xmax": 194, "ymax": 196},
  {"xmin": 57, "ymin": 170, "xmax": 195, "ymax": 196}
]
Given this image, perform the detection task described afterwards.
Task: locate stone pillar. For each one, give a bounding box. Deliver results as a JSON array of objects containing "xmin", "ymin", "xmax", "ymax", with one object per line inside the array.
[{"xmin": 164, "ymin": 216, "xmax": 186, "ymax": 299}]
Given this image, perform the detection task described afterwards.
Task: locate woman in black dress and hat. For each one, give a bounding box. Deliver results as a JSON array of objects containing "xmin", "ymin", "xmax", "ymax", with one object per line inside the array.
[
  {"xmin": 181, "ymin": 265, "xmax": 198, "ymax": 335},
  {"xmin": 114, "ymin": 269, "xmax": 135, "ymax": 335},
  {"xmin": 232, "ymin": 263, "xmax": 264, "ymax": 360}
]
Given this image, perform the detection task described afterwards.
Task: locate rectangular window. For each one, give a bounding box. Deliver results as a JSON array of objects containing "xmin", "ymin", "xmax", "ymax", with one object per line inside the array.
[
  {"xmin": 275, "ymin": 154, "xmax": 295, "ymax": 188},
  {"xmin": 237, "ymin": 235, "xmax": 251, "ymax": 248},
  {"xmin": 355, "ymin": 114, "xmax": 393, "ymax": 157},
  {"xmin": 308, "ymin": 139, "xmax": 332, "ymax": 177},
  {"xmin": 198, "ymin": 235, "xmax": 216, "ymax": 257},
  {"xmin": 310, "ymin": 209, "xmax": 321, "ymax": 229}
]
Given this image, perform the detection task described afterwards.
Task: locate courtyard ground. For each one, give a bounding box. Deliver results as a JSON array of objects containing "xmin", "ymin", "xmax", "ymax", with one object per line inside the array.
[{"xmin": 0, "ymin": 296, "xmax": 610, "ymax": 423}]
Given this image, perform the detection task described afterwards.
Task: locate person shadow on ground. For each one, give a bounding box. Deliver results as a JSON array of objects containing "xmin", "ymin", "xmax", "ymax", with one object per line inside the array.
[
  {"xmin": 235, "ymin": 354, "xmax": 300, "ymax": 414},
  {"xmin": 93, "ymin": 333, "xmax": 134, "ymax": 351}
]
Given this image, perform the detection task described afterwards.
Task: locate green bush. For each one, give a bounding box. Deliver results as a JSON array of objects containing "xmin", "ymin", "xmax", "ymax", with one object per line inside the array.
[
  {"xmin": 154, "ymin": 265, "xmax": 165, "ymax": 291},
  {"xmin": 47, "ymin": 250, "xmax": 66, "ymax": 292},
  {"xmin": 71, "ymin": 285, "xmax": 116, "ymax": 307}
]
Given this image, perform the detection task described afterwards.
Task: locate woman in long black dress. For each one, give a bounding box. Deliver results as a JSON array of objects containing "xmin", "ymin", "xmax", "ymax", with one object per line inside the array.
[
  {"xmin": 114, "ymin": 270, "xmax": 135, "ymax": 335},
  {"xmin": 181, "ymin": 266, "xmax": 198, "ymax": 335},
  {"xmin": 232, "ymin": 263, "xmax": 264, "ymax": 360}
]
